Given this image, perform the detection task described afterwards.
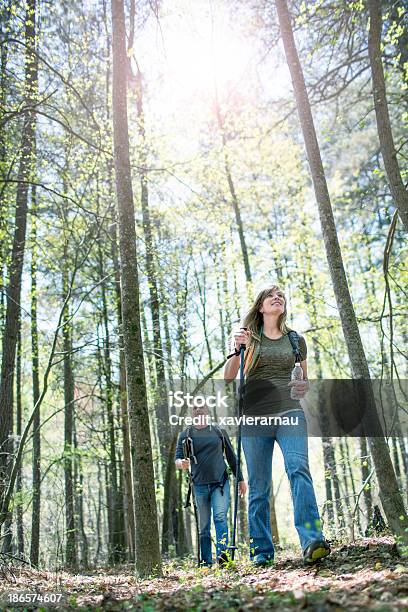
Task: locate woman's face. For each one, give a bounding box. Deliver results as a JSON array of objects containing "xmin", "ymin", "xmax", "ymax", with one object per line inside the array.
[{"xmin": 259, "ymin": 289, "xmax": 285, "ymax": 316}]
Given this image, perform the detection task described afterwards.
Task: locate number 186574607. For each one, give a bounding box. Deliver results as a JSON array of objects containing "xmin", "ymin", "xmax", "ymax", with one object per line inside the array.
[{"xmin": 2, "ymin": 592, "xmax": 65, "ymax": 606}]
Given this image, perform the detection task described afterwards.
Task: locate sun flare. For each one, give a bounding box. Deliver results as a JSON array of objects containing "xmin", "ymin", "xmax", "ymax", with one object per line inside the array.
[{"xmin": 159, "ymin": 5, "xmax": 255, "ymax": 97}]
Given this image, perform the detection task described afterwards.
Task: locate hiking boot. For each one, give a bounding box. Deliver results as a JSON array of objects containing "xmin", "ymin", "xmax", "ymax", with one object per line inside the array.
[
  {"xmin": 217, "ymin": 552, "xmax": 230, "ymax": 568},
  {"xmin": 303, "ymin": 540, "xmax": 331, "ymax": 565},
  {"xmin": 253, "ymin": 554, "xmax": 274, "ymax": 568}
]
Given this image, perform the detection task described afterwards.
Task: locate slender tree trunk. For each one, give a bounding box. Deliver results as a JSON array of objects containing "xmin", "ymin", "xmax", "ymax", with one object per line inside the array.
[
  {"xmin": 0, "ymin": 0, "xmax": 12, "ymax": 334},
  {"xmin": 344, "ymin": 439, "xmax": 363, "ymax": 535},
  {"xmin": 301, "ymin": 263, "xmax": 344, "ymax": 531},
  {"xmin": 321, "ymin": 438, "xmax": 334, "ymax": 527},
  {"xmin": 175, "ymin": 470, "xmax": 188, "ymax": 556},
  {"xmin": 133, "ymin": 70, "xmax": 181, "ymax": 554},
  {"xmin": 160, "ymin": 273, "xmax": 174, "ymax": 388},
  {"xmin": 103, "ymin": 0, "xmax": 134, "ymax": 561},
  {"xmin": 118, "ymin": 335, "xmax": 135, "ymax": 561},
  {"xmin": 368, "ymin": 0, "xmax": 408, "ymax": 232},
  {"xmin": 339, "ymin": 438, "xmax": 358, "ymax": 536},
  {"xmin": 98, "ymin": 238, "xmax": 122, "ymax": 562},
  {"xmin": 215, "ymin": 101, "xmax": 252, "ymax": 290},
  {"xmin": 30, "ymin": 184, "xmax": 41, "ymax": 566},
  {"xmin": 238, "ymin": 493, "xmax": 248, "ymax": 545},
  {"xmin": 62, "ymin": 250, "xmax": 77, "ymax": 568},
  {"xmin": 109, "ymin": 209, "xmax": 136, "ymax": 561},
  {"xmin": 16, "ymin": 325, "xmax": 24, "ymax": 556},
  {"xmin": 270, "ymin": 482, "xmax": 280, "ymax": 545},
  {"xmin": 0, "ymin": 0, "xmax": 37, "ymax": 546},
  {"xmin": 74, "ymin": 424, "xmax": 88, "ymax": 568},
  {"xmin": 316, "ymin": 371, "xmax": 344, "ymax": 531},
  {"xmin": 94, "ymin": 462, "xmax": 103, "ymax": 566},
  {"xmin": 111, "ymin": 0, "xmax": 161, "ymax": 576},
  {"xmin": 276, "ymin": 0, "xmax": 408, "ymax": 545},
  {"xmin": 360, "ymin": 436, "xmax": 373, "ymax": 525},
  {"xmin": 195, "ymin": 259, "xmax": 214, "ymax": 370}
]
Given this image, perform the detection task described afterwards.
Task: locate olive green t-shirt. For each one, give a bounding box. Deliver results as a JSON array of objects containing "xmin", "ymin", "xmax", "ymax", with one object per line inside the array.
[{"xmin": 244, "ymin": 332, "xmax": 307, "ymax": 416}]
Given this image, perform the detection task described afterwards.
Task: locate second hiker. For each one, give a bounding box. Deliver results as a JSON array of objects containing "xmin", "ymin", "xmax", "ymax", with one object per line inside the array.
[{"xmin": 175, "ymin": 404, "xmax": 247, "ymax": 567}]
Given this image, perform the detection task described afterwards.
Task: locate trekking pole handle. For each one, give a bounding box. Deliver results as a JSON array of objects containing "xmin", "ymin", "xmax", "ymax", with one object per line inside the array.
[{"xmin": 239, "ymin": 327, "xmax": 248, "ymax": 351}]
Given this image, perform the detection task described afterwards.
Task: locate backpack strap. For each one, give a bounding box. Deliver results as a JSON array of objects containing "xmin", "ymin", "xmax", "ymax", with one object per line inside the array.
[
  {"xmin": 212, "ymin": 425, "xmax": 229, "ymax": 495},
  {"xmin": 212, "ymin": 424, "xmax": 227, "ymax": 455},
  {"xmin": 182, "ymin": 426, "xmax": 196, "ymax": 509},
  {"xmin": 182, "ymin": 426, "xmax": 197, "ymax": 464},
  {"xmin": 287, "ymin": 330, "xmax": 302, "ymax": 363},
  {"xmin": 183, "ymin": 426, "xmax": 228, "ymax": 496}
]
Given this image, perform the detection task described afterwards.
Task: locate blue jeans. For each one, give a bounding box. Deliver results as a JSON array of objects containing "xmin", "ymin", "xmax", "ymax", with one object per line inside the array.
[
  {"xmin": 194, "ymin": 479, "xmax": 230, "ymax": 565},
  {"xmin": 242, "ymin": 410, "xmax": 323, "ymax": 561}
]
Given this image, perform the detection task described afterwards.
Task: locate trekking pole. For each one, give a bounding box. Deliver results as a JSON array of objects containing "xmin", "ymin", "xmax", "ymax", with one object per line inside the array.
[
  {"xmin": 183, "ymin": 439, "xmax": 201, "ymax": 566},
  {"xmin": 190, "ymin": 473, "xmax": 201, "ymax": 566},
  {"xmin": 229, "ymin": 338, "xmax": 246, "ymax": 561}
]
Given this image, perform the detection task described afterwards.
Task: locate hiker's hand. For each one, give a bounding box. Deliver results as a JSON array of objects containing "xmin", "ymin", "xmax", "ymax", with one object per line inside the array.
[
  {"xmin": 177, "ymin": 459, "xmax": 190, "ymax": 470},
  {"xmin": 288, "ymin": 379, "xmax": 310, "ymax": 397},
  {"xmin": 238, "ymin": 481, "xmax": 247, "ymax": 497},
  {"xmin": 234, "ymin": 328, "xmax": 251, "ymax": 351}
]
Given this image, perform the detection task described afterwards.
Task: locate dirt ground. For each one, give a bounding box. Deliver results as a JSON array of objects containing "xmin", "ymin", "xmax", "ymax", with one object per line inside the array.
[{"xmin": 0, "ymin": 538, "xmax": 407, "ymax": 611}]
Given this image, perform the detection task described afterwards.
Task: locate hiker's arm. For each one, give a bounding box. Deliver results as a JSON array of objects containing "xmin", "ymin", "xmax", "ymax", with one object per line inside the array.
[
  {"xmin": 224, "ymin": 353, "xmax": 240, "ymax": 383},
  {"xmin": 175, "ymin": 434, "xmax": 190, "ymax": 469},
  {"xmin": 224, "ymin": 328, "xmax": 251, "ymax": 383}
]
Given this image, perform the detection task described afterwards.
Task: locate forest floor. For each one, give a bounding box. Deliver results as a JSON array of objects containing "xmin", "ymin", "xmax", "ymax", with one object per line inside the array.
[{"xmin": 0, "ymin": 537, "xmax": 407, "ymax": 611}]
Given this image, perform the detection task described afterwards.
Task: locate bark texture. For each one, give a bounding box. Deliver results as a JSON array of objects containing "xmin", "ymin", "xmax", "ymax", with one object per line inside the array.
[
  {"xmin": 111, "ymin": 0, "xmax": 161, "ymax": 576},
  {"xmin": 276, "ymin": 0, "xmax": 408, "ymax": 544},
  {"xmin": 368, "ymin": 0, "xmax": 408, "ymax": 232}
]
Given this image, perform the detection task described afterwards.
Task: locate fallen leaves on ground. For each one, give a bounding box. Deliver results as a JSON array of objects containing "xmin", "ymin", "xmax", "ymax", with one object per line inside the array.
[{"xmin": 0, "ymin": 537, "xmax": 407, "ymax": 611}]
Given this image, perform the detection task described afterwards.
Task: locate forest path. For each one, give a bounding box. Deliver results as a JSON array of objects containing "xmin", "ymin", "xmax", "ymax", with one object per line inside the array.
[{"xmin": 1, "ymin": 538, "xmax": 407, "ymax": 611}]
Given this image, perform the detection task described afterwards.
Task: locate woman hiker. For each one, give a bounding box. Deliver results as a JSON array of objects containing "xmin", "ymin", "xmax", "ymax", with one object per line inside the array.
[
  {"xmin": 224, "ymin": 285, "xmax": 330, "ymax": 567},
  {"xmin": 175, "ymin": 404, "xmax": 247, "ymax": 567}
]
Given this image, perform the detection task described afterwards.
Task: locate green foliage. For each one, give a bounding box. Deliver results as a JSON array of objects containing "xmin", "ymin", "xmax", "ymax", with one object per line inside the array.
[{"xmin": 1, "ymin": 0, "xmax": 406, "ymax": 568}]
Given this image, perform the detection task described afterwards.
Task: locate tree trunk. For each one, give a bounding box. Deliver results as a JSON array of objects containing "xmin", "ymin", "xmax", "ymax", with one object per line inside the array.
[
  {"xmin": 16, "ymin": 324, "xmax": 24, "ymax": 556},
  {"xmin": 98, "ymin": 237, "xmax": 123, "ymax": 563},
  {"xmin": 276, "ymin": 0, "xmax": 408, "ymax": 544},
  {"xmin": 30, "ymin": 184, "xmax": 41, "ymax": 566},
  {"xmin": 175, "ymin": 470, "xmax": 188, "ymax": 556},
  {"xmin": 109, "ymin": 208, "xmax": 136, "ymax": 561},
  {"xmin": 74, "ymin": 423, "xmax": 88, "ymax": 568},
  {"xmin": 94, "ymin": 462, "xmax": 103, "ymax": 566},
  {"xmin": 110, "ymin": 0, "xmax": 161, "ymax": 576},
  {"xmin": 0, "ymin": 0, "xmax": 37, "ymax": 546},
  {"xmin": 0, "ymin": 1, "xmax": 12, "ymax": 334},
  {"xmin": 300, "ymin": 261, "xmax": 344, "ymax": 531},
  {"xmin": 160, "ymin": 272, "xmax": 174, "ymax": 387},
  {"xmin": 270, "ymin": 482, "xmax": 280, "ymax": 545},
  {"xmin": 103, "ymin": 0, "xmax": 135, "ymax": 562},
  {"xmin": 215, "ymin": 101, "xmax": 252, "ymax": 290},
  {"xmin": 63, "ymin": 252, "xmax": 77, "ymax": 568},
  {"xmin": 321, "ymin": 438, "xmax": 334, "ymax": 527},
  {"xmin": 118, "ymin": 329, "xmax": 136, "ymax": 561},
  {"xmin": 368, "ymin": 0, "xmax": 408, "ymax": 232},
  {"xmin": 133, "ymin": 70, "xmax": 181, "ymax": 554}
]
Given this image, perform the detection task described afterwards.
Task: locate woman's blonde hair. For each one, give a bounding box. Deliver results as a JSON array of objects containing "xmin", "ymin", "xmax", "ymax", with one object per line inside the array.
[{"xmin": 241, "ymin": 285, "xmax": 289, "ymax": 374}]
